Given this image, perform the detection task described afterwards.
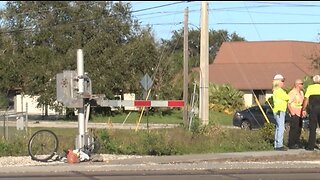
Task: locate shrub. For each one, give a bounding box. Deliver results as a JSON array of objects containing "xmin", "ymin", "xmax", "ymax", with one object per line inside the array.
[
  {"xmin": 209, "ymin": 83, "xmax": 244, "ymax": 114},
  {"xmin": 258, "ymin": 123, "xmax": 275, "ymax": 145}
]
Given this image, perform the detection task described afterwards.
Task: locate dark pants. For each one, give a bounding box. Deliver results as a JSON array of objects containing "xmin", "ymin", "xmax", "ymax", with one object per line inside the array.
[
  {"xmin": 307, "ymin": 106, "xmax": 320, "ymax": 149},
  {"xmin": 288, "ymin": 115, "xmax": 302, "ymax": 147}
]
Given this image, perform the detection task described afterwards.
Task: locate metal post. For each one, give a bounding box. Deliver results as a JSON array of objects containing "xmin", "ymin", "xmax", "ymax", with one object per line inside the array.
[
  {"xmin": 3, "ymin": 112, "xmax": 5, "ymax": 140},
  {"xmin": 25, "ymin": 102, "xmax": 28, "ymax": 132},
  {"xmin": 76, "ymin": 49, "xmax": 86, "ymax": 149},
  {"xmin": 85, "ymin": 103, "xmax": 90, "ymax": 134},
  {"xmin": 183, "ymin": 7, "xmax": 189, "ymax": 126},
  {"xmin": 5, "ymin": 114, "xmax": 8, "ymax": 140}
]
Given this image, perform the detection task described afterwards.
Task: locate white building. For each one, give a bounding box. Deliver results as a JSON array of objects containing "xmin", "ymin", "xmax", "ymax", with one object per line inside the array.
[{"xmin": 14, "ymin": 94, "xmax": 65, "ymax": 118}]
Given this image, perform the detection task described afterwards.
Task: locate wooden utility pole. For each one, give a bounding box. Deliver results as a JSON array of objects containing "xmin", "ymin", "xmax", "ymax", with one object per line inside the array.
[
  {"xmin": 199, "ymin": 1, "xmax": 209, "ymax": 125},
  {"xmin": 183, "ymin": 7, "xmax": 189, "ymax": 126}
]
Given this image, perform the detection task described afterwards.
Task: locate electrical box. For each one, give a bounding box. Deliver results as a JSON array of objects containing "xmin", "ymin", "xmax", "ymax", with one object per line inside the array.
[{"xmin": 56, "ymin": 70, "xmax": 89, "ymax": 108}]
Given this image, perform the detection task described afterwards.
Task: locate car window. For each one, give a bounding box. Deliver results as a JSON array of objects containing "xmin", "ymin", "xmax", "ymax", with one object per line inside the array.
[
  {"xmin": 252, "ymin": 106, "xmax": 259, "ymax": 111},
  {"xmin": 265, "ymin": 107, "xmax": 273, "ymax": 114}
]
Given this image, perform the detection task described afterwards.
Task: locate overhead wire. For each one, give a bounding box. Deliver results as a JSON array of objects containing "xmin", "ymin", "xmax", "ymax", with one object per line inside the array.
[
  {"xmin": 134, "ymin": 2, "xmax": 187, "ymax": 130},
  {"xmin": 2, "ymin": 1, "xmax": 320, "ymax": 34},
  {"xmin": 243, "ymin": 1, "xmax": 271, "ymax": 124},
  {"xmin": 1, "ymin": 2, "xmax": 317, "ymax": 93},
  {"xmin": 215, "ymin": 1, "xmax": 313, "ymax": 127},
  {"xmin": 131, "ymin": 1, "xmax": 186, "ymax": 13},
  {"xmin": 213, "ymin": 1, "xmax": 269, "ymax": 127}
]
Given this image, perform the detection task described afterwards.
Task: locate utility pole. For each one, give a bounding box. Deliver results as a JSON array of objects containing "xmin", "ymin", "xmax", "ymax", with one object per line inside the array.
[
  {"xmin": 76, "ymin": 49, "xmax": 86, "ymax": 149},
  {"xmin": 183, "ymin": 7, "xmax": 189, "ymax": 126},
  {"xmin": 199, "ymin": 1, "xmax": 209, "ymax": 125}
]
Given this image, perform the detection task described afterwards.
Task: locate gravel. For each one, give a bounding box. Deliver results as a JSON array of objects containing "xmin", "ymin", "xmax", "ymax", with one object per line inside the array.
[
  {"xmin": 2, "ymin": 151, "xmax": 320, "ymax": 168},
  {"xmin": 0, "ymin": 154, "xmax": 147, "ymax": 167}
]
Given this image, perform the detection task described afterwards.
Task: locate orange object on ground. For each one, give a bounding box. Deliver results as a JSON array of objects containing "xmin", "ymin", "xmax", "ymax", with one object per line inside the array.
[{"xmin": 67, "ymin": 149, "xmax": 80, "ymax": 164}]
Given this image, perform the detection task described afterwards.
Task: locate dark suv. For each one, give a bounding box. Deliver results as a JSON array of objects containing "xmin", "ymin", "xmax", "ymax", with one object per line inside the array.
[{"xmin": 232, "ymin": 105, "xmax": 309, "ymax": 130}]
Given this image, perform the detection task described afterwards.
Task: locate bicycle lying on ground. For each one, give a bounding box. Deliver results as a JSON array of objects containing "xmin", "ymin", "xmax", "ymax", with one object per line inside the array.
[{"xmin": 27, "ymin": 129, "xmax": 99, "ymax": 162}]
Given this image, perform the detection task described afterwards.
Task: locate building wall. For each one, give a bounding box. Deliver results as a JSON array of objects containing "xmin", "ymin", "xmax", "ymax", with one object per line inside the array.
[
  {"xmin": 242, "ymin": 90, "xmax": 273, "ymax": 107},
  {"xmin": 14, "ymin": 94, "xmax": 65, "ymax": 115},
  {"xmin": 243, "ymin": 93, "xmax": 253, "ymax": 107}
]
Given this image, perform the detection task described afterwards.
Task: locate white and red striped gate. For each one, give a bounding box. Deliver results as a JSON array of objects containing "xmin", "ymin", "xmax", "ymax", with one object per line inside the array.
[{"xmin": 97, "ymin": 99, "xmax": 184, "ymax": 108}]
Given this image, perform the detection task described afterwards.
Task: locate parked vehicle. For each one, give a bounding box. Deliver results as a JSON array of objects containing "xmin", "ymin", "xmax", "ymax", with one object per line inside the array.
[{"xmin": 233, "ymin": 105, "xmax": 309, "ymax": 130}]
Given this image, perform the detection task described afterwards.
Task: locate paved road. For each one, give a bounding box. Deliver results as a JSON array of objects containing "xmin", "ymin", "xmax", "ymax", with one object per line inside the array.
[{"xmin": 2, "ymin": 170, "xmax": 320, "ymax": 180}]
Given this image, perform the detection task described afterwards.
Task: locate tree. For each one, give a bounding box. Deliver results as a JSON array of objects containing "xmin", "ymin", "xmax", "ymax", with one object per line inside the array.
[
  {"xmin": 0, "ymin": 1, "xmax": 160, "ymax": 111},
  {"xmin": 160, "ymin": 28, "xmax": 246, "ymax": 68}
]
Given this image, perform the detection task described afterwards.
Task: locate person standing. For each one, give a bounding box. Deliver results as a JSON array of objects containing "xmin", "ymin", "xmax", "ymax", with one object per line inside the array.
[
  {"xmin": 272, "ymin": 74, "xmax": 289, "ymax": 151},
  {"xmin": 287, "ymin": 79, "xmax": 304, "ymax": 149},
  {"xmin": 302, "ymin": 75, "xmax": 320, "ymax": 151}
]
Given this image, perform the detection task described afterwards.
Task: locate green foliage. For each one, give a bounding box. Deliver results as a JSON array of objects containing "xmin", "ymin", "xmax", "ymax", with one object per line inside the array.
[
  {"xmin": 140, "ymin": 131, "xmax": 177, "ymax": 155},
  {"xmin": 209, "ymin": 110, "xmax": 234, "ymax": 126},
  {"xmin": 302, "ymin": 75, "xmax": 313, "ymax": 90},
  {"xmin": 94, "ymin": 129, "xmax": 178, "ymax": 155},
  {"xmin": 189, "ymin": 117, "xmax": 201, "ymax": 135},
  {"xmin": 309, "ymin": 50, "xmax": 320, "ymax": 71},
  {"xmin": 208, "ymin": 83, "xmax": 245, "ymax": 114},
  {"xmin": 0, "ymin": 134, "xmax": 29, "ymax": 156},
  {"xmin": 95, "ymin": 129, "xmax": 118, "ymax": 154},
  {"xmin": 0, "ymin": 93, "xmax": 8, "ymax": 109},
  {"xmin": 258, "ymin": 123, "xmax": 275, "ymax": 145},
  {"xmin": 0, "ymin": 122, "xmax": 278, "ymax": 157},
  {"xmin": 0, "ymin": 1, "xmax": 248, "ymax": 112},
  {"xmin": 0, "ymin": 1, "xmax": 160, "ymax": 107},
  {"xmin": 160, "ymin": 28, "xmax": 246, "ymax": 67}
]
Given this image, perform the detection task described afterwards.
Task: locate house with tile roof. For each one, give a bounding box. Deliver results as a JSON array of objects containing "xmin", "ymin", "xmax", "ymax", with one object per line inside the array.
[{"xmin": 208, "ymin": 41, "xmax": 320, "ymax": 107}]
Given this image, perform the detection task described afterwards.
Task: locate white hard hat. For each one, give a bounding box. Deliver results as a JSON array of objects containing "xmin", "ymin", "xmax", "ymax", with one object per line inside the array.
[
  {"xmin": 313, "ymin": 75, "xmax": 320, "ymax": 83},
  {"xmin": 273, "ymin": 74, "xmax": 284, "ymax": 80}
]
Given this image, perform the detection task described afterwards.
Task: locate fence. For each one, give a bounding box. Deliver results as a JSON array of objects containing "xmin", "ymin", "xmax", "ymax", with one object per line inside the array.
[{"xmin": 0, "ymin": 110, "xmax": 28, "ymax": 140}]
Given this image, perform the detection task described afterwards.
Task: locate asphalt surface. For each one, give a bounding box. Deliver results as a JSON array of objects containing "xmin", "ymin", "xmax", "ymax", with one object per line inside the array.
[{"xmin": 2, "ymin": 120, "xmax": 320, "ymax": 174}]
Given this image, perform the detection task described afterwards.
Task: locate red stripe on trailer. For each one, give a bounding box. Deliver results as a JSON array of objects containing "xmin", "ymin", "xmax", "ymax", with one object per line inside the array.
[
  {"xmin": 168, "ymin": 100, "xmax": 184, "ymax": 107},
  {"xmin": 134, "ymin": 100, "xmax": 151, "ymax": 107}
]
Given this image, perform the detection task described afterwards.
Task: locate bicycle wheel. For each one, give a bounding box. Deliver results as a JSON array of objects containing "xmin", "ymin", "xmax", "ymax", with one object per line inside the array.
[{"xmin": 28, "ymin": 129, "xmax": 59, "ymax": 162}]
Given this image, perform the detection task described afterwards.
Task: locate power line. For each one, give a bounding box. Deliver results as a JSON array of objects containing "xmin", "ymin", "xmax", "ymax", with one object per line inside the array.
[
  {"xmin": 253, "ymin": 1, "xmax": 320, "ymax": 7},
  {"xmin": 141, "ymin": 22, "xmax": 182, "ymax": 26},
  {"xmin": 211, "ymin": 8, "xmax": 320, "ymax": 17},
  {"xmin": 131, "ymin": 1, "xmax": 187, "ymax": 13},
  {"xmin": 216, "ymin": 22, "xmax": 320, "ymax": 25}
]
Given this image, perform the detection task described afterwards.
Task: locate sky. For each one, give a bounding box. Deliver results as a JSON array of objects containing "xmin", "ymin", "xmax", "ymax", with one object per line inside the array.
[
  {"xmin": 0, "ymin": 1, "xmax": 319, "ymax": 42},
  {"xmin": 128, "ymin": 1, "xmax": 320, "ymax": 42}
]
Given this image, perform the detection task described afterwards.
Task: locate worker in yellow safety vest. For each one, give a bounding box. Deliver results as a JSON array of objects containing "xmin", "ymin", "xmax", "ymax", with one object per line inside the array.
[
  {"xmin": 302, "ymin": 75, "xmax": 320, "ymax": 151},
  {"xmin": 287, "ymin": 79, "xmax": 304, "ymax": 149},
  {"xmin": 272, "ymin": 74, "xmax": 289, "ymax": 151}
]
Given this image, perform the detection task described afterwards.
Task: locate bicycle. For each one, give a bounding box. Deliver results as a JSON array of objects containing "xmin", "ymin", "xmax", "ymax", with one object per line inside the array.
[{"xmin": 28, "ymin": 129, "xmax": 99, "ymax": 162}]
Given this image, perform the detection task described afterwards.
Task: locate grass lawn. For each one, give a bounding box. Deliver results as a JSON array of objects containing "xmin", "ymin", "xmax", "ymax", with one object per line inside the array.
[
  {"xmin": 0, "ymin": 110, "xmax": 253, "ymax": 157},
  {"xmin": 90, "ymin": 110, "xmax": 234, "ymax": 126}
]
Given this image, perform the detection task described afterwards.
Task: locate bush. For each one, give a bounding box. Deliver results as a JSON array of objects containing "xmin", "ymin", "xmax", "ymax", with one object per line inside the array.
[
  {"xmin": 94, "ymin": 129, "xmax": 118, "ymax": 154},
  {"xmin": 209, "ymin": 83, "xmax": 244, "ymax": 114},
  {"xmin": 141, "ymin": 131, "xmax": 177, "ymax": 155},
  {"xmin": 258, "ymin": 123, "xmax": 275, "ymax": 145}
]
